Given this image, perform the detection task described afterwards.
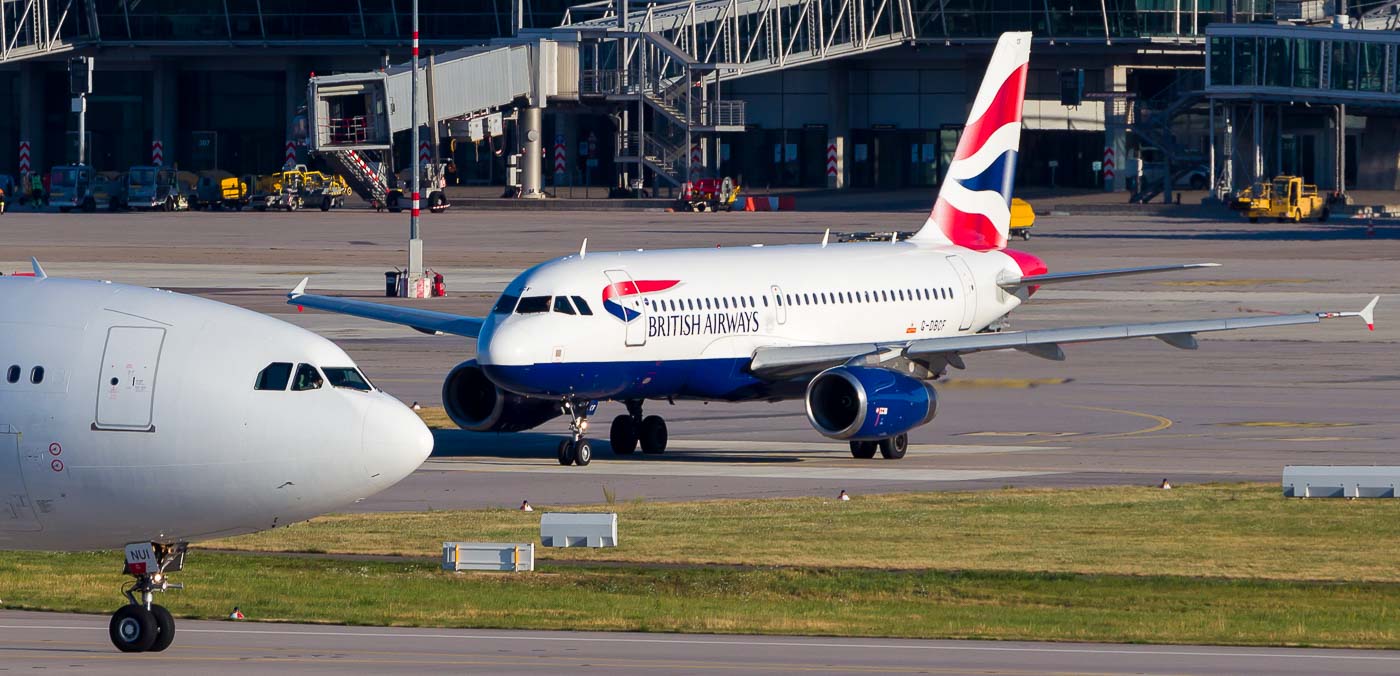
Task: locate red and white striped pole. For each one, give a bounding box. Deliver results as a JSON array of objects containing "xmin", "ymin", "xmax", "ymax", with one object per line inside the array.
[
  {"xmin": 151, "ymin": 140, "xmax": 165, "ymax": 167},
  {"xmin": 18, "ymin": 141, "xmax": 31, "ymax": 178},
  {"xmin": 408, "ymin": 0, "xmax": 423, "ymax": 295},
  {"xmin": 283, "ymin": 141, "xmax": 296, "ymax": 169}
]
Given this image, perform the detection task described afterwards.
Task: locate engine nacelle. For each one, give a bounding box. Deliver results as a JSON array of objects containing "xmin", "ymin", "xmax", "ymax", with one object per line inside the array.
[
  {"xmin": 804, "ymin": 366, "xmax": 937, "ymax": 441},
  {"xmin": 442, "ymin": 360, "xmax": 561, "ymax": 432}
]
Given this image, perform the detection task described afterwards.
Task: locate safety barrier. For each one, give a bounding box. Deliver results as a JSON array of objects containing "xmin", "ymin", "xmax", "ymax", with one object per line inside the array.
[
  {"xmin": 1283, "ymin": 466, "xmax": 1400, "ymax": 498},
  {"xmin": 540, "ymin": 513, "xmax": 617, "ymax": 548},
  {"xmin": 742, "ymin": 196, "xmax": 798, "ymax": 212},
  {"xmin": 441, "ymin": 542, "xmax": 535, "ymax": 572}
]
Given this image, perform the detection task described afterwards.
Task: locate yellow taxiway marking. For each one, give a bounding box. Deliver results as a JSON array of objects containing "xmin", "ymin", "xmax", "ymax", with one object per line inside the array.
[
  {"xmin": 938, "ymin": 377, "xmax": 1072, "ymax": 389},
  {"xmin": 959, "ymin": 431, "xmax": 1082, "ymax": 438},
  {"xmin": 1070, "ymin": 406, "xmax": 1174, "ymax": 439},
  {"xmin": 1217, "ymin": 421, "xmax": 1357, "ymax": 428}
]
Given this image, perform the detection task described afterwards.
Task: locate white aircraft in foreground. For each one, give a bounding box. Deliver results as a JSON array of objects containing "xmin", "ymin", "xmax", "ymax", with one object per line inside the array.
[
  {"xmin": 1, "ymin": 261, "xmax": 433, "ymax": 652},
  {"xmin": 291, "ymin": 32, "xmax": 1377, "ymax": 467}
]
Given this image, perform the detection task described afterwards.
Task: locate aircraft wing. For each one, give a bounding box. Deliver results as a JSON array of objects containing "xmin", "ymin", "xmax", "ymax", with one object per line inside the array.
[
  {"xmin": 749, "ymin": 297, "xmax": 1378, "ymax": 380},
  {"xmin": 287, "ymin": 278, "xmax": 485, "ymax": 338}
]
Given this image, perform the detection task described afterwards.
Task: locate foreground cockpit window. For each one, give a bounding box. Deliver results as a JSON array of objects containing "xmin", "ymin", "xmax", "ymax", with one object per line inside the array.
[
  {"xmin": 552, "ymin": 296, "xmax": 576, "ymax": 315},
  {"xmin": 515, "ymin": 296, "xmax": 551, "ymax": 314},
  {"xmin": 571, "ymin": 296, "xmax": 593, "ymax": 315},
  {"xmin": 291, "ymin": 364, "xmax": 323, "ymax": 391},
  {"xmin": 492, "ymin": 294, "xmax": 519, "ymax": 314},
  {"xmin": 254, "ymin": 362, "xmax": 294, "ymax": 391},
  {"xmin": 323, "ymin": 367, "xmax": 373, "ymax": 392}
]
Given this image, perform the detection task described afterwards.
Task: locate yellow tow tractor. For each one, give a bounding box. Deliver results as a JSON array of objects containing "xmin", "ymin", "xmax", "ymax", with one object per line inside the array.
[
  {"xmin": 1009, "ymin": 197, "xmax": 1035, "ymax": 240},
  {"xmin": 250, "ymin": 169, "xmax": 306, "ymax": 211},
  {"xmin": 1234, "ymin": 176, "xmax": 1329, "ymax": 223},
  {"xmin": 302, "ymin": 171, "xmax": 352, "ymax": 211}
]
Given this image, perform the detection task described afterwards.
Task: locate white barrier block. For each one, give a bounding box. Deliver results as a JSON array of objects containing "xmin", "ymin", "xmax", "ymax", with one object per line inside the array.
[
  {"xmin": 441, "ymin": 542, "xmax": 535, "ymax": 572},
  {"xmin": 540, "ymin": 512, "xmax": 617, "ymax": 547},
  {"xmin": 1283, "ymin": 466, "xmax": 1400, "ymax": 499}
]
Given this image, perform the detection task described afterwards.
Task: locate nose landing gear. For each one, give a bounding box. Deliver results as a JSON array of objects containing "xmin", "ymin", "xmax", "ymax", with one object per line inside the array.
[
  {"xmin": 609, "ymin": 400, "xmax": 668, "ymax": 456},
  {"xmin": 557, "ymin": 399, "xmax": 594, "ymax": 466},
  {"xmin": 111, "ymin": 542, "xmax": 186, "ymax": 653}
]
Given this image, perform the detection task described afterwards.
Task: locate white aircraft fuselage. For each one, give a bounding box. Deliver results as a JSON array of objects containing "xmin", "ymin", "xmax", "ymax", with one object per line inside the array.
[
  {"xmin": 478, "ymin": 242, "xmax": 1037, "ymax": 402},
  {"xmin": 0, "ymin": 275, "xmax": 432, "ymax": 551}
]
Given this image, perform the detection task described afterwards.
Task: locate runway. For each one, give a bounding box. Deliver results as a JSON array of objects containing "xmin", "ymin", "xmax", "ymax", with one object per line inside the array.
[{"xmin": 3, "ymin": 610, "xmax": 1398, "ymax": 675}]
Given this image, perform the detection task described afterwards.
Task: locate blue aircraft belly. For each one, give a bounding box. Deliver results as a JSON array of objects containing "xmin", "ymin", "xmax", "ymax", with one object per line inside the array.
[{"xmin": 484, "ymin": 357, "xmax": 778, "ymax": 401}]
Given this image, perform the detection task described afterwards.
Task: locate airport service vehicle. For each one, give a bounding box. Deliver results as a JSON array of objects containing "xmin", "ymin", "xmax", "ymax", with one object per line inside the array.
[
  {"xmin": 679, "ymin": 177, "xmax": 741, "ymax": 212},
  {"xmin": 126, "ymin": 166, "xmax": 191, "ymax": 211},
  {"xmin": 290, "ymin": 32, "xmax": 1378, "ymax": 468},
  {"xmin": 1008, "ymin": 198, "xmax": 1034, "ymax": 240},
  {"xmin": 194, "ymin": 171, "xmax": 249, "ymax": 210},
  {"xmin": 48, "ymin": 164, "xmax": 99, "ymax": 212},
  {"xmin": 1253, "ymin": 176, "xmax": 1328, "ymax": 223},
  {"xmin": 251, "ymin": 169, "xmax": 307, "ymax": 211},
  {"xmin": 0, "ymin": 260, "xmax": 432, "ymax": 652},
  {"xmin": 387, "ymin": 164, "xmax": 450, "ymax": 213},
  {"xmin": 92, "ymin": 172, "xmax": 128, "ymax": 211},
  {"xmin": 303, "ymin": 170, "xmax": 352, "ymax": 211}
]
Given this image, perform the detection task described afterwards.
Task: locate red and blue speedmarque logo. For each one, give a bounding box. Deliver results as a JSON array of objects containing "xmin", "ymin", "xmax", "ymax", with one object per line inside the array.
[{"xmin": 602, "ymin": 280, "xmax": 680, "ymax": 322}]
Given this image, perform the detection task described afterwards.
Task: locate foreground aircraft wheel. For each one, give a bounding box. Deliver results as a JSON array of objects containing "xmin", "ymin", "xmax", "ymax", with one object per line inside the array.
[
  {"xmin": 849, "ymin": 441, "xmax": 878, "ymax": 459},
  {"xmin": 148, "ymin": 604, "xmax": 176, "ymax": 652},
  {"xmin": 639, "ymin": 415, "xmax": 668, "ymax": 454},
  {"xmin": 610, "ymin": 415, "xmax": 638, "ymax": 455},
  {"xmin": 110, "ymin": 605, "xmax": 158, "ymax": 653},
  {"xmin": 574, "ymin": 439, "xmax": 593, "ymax": 466},
  {"xmin": 878, "ymin": 433, "xmax": 909, "ymax": 460},
  {"xmin": 320, "ymin": 196, "xmax": 332, "ymax": 211},
  {"xmin": 557, "ymin": 439, "xmax": 575, "ymax": 466}
]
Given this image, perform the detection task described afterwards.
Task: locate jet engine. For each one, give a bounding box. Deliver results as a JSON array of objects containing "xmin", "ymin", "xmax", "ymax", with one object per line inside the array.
[
  {"xmin": 804, "ymin": 366, "xmax": 937, "ymax": 440},
  {"xmin": 442, "ymin": 360, "xmax": 561, "ymax": 432}
]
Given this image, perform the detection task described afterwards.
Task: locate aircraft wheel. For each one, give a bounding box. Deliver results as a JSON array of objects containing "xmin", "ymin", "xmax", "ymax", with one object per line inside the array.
[
  {"xmin": 849, "ymin": 441, "xmax": 878, "ymax": 459},
  {"xmin": 639, "ymin": 415, "xmax": 668, "ymax": 454},
  {"xmin": 557, "ymin": 439, "xmax": 576, "ymax": 466},
  {"xmin": 320, "ymin": 196, "xmax": 332, "ymax": 211},
  {"xmin": 878, "ymin": 433, "xmax": 909, "ymax": 460},
  {"xmin": 110, "ymin": 605, "xmax": 158, "ymax": 653},
  {"xmin": 148, "ymin": 604, "xmax": 176, "ymax": 652},
  {"xmin": 574, "ymin": 439, "xmax": 593, "ymax": 466},
  {"xmin": 610, "ymin": 415, "xmax": 638, "ymax": 455}
]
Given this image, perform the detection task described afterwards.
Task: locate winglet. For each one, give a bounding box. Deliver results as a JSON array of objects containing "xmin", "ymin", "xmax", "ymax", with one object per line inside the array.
[
  {"xmin": 580, "ymin": 238, "xmax": 588, "ymax": 259},
  {"xmin": 1360, "ymin": 295, "xmax": 1379, "ymax": 331},
  {"xmin": 1317, "ymin": 295, "xmax": 1379, "ymax": 331},
  {"xmin": 30, "ymin": 257, "xmax": 47, "ymax": 279},
  {"xmin": 821, "ymin": 228, "xmax": 830, "ymax": 248},
  {"xmin": 289, "ymin": 277, "xmax": 309, "ymax": 299}
]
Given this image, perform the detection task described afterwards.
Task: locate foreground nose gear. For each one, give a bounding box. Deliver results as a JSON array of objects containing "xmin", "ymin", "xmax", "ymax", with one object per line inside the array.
[
  {"xmin": 557, "ymin": 399, "xmax": 595, "ymax": 466},
  {"xmin": 111, "ymin": 542, "xmax": 186, "ymax": 652}
]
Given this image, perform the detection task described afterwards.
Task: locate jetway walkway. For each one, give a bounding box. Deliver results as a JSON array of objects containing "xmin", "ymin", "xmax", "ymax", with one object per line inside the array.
[
  {"xmin": 307, "ymin": 0, "xmax": 916, "ymax": 196},
  {"xmin": 1, "ymin": 0, "xmax": 83, "ymax": 63}
]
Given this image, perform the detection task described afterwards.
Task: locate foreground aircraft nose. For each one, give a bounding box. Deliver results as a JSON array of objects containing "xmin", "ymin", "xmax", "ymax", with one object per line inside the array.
[{"xmin": 362, "ymin": 396, "xmax": 434, "ymax": 482}]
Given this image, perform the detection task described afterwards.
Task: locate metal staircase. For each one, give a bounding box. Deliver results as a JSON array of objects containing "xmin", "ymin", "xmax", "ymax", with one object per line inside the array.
[
  {"xmin": 321, "ymin": 149, "xmax": 391, "ymax": 208},
  {"xmin": 563, "ymin": 0, "xmax": 916, "ymax": 187},
  {"xmin": 1120, "ymin": 71, "xmax": 1208, "ymax": 203},
  {"xmin": 0, "ymin": 0, "xmax": 88, "ymax": 63}
]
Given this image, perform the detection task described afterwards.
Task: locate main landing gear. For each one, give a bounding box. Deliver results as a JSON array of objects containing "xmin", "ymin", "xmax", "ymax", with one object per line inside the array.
[
  {"xmin": 110, "ymin": 542, "xmax": 186, "ymax": 653},
  {"xmin": 556, "ymin": 399, "xmax": 594, "ymax": 466},
  {"xmin": 849, "ymin": 433, "xmax": 908, "ymax": 460},
  {"xmin": 608, "ymin": 399, "xmax": 668, "ymax": 455}
]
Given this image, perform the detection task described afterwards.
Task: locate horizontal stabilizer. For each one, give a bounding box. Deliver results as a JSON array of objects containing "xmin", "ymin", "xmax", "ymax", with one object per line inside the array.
[{"xmin": 1000, "ymin": 263, "xmax": 1220, "ymax": 290}]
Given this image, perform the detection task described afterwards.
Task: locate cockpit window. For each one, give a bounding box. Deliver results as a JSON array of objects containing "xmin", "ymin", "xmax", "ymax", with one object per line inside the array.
[
  {"xmin": 255, "ymin": 362, "xmax": 293, "ymax": 390},
  {"xmin": 291, "ymin": 363, "xmax": 323, "ymax": 391},
  {"xmin": 515, "ymin": 296, "xmax": 551, "ymax": 314},
  {"xmin": 492, "ymin": 294, "xmax": 519, "ymax": 314},
  {"xmin": 322, "ymin": 366, "xmax": 373, "ymax": 392},
  {"xmin": 553, "ymin": 296, "xmax": 576, "ymax": 315},
  {"xmin": 571, "ymin": 296, "xmax": 593, "ymax": 315}
]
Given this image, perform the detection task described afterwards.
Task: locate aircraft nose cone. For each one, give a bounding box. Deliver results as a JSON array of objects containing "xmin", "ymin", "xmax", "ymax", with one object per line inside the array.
[{"xmin": 362, "ymin": 396, "xmax": 434, "ymax": 484}]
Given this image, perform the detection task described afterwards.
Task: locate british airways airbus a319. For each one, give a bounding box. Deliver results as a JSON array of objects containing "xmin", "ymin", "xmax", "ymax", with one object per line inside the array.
[{"xmin": 291, "ymin": 32, "xmax": 1378, "ymax": 467}]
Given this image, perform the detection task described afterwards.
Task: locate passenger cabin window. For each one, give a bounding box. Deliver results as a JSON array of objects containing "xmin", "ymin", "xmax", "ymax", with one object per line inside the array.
[
  {"xmin": 553, "ymin": 296, "xmax": 576, "ymax": 315},
  {"xmin": 492, "ymin": 294, "xmax": 519, "ymax": 314},
  {"xmin": 323, "ymin": 367, "xmax": 373, "ymax": 392},
  {"xmin": 255, "ymin": 362, "xmax": 294, "ymax": 391},
  {"xmin": 5, "ymin": 365, "xmax": 17, "ymax": 383},
  {"xmin": 30, "ymin": 366, "xmax": 44, "ymax": 384},
  {"xmin": 291, "ymin": 364, "xmax": 323, "ymax": 391},
  {"xmin": 571, "ymin": 296, "xmax": 593, "ymax": 315},
  {"xmin": 515, "ymin": 296, "xmax": 551, "ymax": 314}
]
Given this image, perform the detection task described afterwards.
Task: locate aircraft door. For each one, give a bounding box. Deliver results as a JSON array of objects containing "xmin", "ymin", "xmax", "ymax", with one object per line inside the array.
[
  {"xmin": 771, "ymin": 285, "xmax": 787, "ymax": 324},
  {"xmin": 95, "ymin": 327, "xmax": 166, "ymax": 432},
  {"xmin": 603, "ymin": 269, "xmax": 647, "ymax": 347},
  {"xmin": 946, "ymin": 255, "xmax": 978, "ymax": 331},
  {"xmin": 0, "ymin": 426, "xmax": 39, "ymax": 532}
]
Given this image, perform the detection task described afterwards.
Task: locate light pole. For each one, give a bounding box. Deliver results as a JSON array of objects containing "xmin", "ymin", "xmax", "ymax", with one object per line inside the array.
[{"xmin": 407, "ymin": 0, "xmax": 424, "ymax": 295}]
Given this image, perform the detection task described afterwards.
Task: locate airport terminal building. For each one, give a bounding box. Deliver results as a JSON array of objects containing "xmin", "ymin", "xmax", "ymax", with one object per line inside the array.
[{"xmin": 3, "ymin": 0, "xmax": 1399, "ymax": 196}]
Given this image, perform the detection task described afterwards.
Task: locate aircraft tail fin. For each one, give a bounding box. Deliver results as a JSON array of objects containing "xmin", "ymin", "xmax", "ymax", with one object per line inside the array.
[{"xmin": 910, "ymin": 32, "xmax": 1031, "ymax": 251}]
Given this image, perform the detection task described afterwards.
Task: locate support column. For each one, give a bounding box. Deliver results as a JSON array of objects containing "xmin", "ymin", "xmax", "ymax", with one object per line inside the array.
[
  {"xmin": 284, "ymin": 59, "xmax": 309, "ymax": 167},
  {"xmin": 153, "ymin": 61, "xmax": 178, "ymax": 167},
  {"xmin": 521, "ymin": 105, "xmax": 544, "ymax": 198},
  {"xmin": 827, "ymin": 67, "xmax": 849, "ymax": 189},
  {"xmin": 18, "ymin": 62, "xmax": 43, "ymax": 179},
  {"xmin": 1207, "ymin": 99, "xmax": 1216, "ymax": 198},
  {"xmin": 1251, "ymin": 100, "xmax": 1263, "ymax": 182},
  {"xmin": 1104, "ymin": 66, "xmax": 1128, "ymax": 192},
  {"xmin": 1335, "ymin": 104, "xmax": 1347, "ymax": 195},
  {"xmin": 1221, "ymin": 105, "xmax": 1235, "ymax": 196},
  {"xmin": 555, "ymin": 110, "xmax": 578, "ymax": 185}
]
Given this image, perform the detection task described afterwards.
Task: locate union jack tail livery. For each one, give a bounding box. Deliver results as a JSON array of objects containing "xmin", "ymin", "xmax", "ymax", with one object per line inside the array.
[{"xmin": 911, "ymin": 31, "xmax": 1031, "ymax": 251}]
